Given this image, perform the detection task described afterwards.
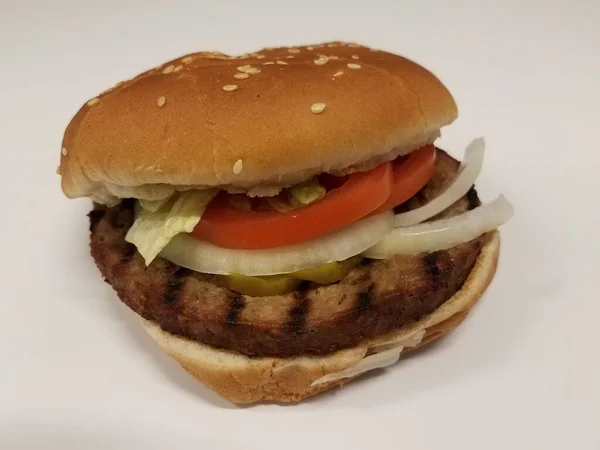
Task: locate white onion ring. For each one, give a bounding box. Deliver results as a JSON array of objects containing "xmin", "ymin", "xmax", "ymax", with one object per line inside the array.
[
  {"xmin": 394, "ymin": 138, "xmax": 485, "ymax": 227},
  {"xmin": 311, "ymin": 347, "xmax": 403, "ymax": 386},
  {"xmin": 364, "ymin": 195, "xmax": 513, "ymax": 259},
  {"xmin": 161, "ymin": 211, "xmax": 394, "ymax": 276}
]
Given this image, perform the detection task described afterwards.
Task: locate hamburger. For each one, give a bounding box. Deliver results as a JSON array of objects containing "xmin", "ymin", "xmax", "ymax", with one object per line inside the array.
[{"xmin": 58, "ymin": 41, "xmax": 513, "ymax": 404}]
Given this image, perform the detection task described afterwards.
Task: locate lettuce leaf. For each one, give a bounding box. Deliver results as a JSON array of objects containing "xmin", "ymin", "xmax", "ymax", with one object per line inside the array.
[
  {"xmin": 125, "ymin": 189, "xmax": 218, "ymax": 265},
  {"xmin": 289, "ymin": 178, "xmax": 326, "ymax": 206},
  {"xmin": 266, "ymin": 178, "xmax": 327, "ymax": 212},
  {"xmin": 138, "ymin": 197, "xmax": 172, "ymax": 212}
]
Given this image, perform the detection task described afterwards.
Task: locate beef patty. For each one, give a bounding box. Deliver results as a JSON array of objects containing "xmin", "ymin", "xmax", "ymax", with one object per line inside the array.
[{"xmin": 89, "ymin": 149, "xmax": 485, "ymax": 357}]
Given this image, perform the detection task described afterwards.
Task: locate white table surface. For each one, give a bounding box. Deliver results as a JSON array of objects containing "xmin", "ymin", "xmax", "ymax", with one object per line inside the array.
[{"xmin": 1, "ymin": 0, "xmax": 599, "ymax": 448}]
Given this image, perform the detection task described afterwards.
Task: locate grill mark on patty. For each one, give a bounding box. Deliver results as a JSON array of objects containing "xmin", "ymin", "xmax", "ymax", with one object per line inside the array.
[
  {"xmin": 423, "ymin": 250, "xmax": 451, "ymax": 292},
  {"xmin": 88, "ymin": 209, "xmax": 106, "ymax": 232},
  {"xmin": 285, "ymin": 291, "xmax": 310, "ymax": 333},
  {"xmin": 467, "ymin": 186, "xmax": 480, "ymax": 210},
  {"xmin": 424, "ymin": 251, "xmax": 441, "ymax": 277},
  {"xmin": 225, "ymin": 293, "xmax": 246, "ymax": 325},
  {"xmin": 356, "ymin": 282, "xmax": 374, "ymax": 312},
  {"xmin": 163, "ymin": 267, "xmax": 191, "ymax": 308},
  {"xmin": 423, "ymin": 251, "xmax": 443, "ymax": 290}
]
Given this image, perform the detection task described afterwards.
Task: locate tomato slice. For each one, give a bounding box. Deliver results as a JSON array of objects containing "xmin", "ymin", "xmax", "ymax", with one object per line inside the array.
[
  {"xmin": 192, "ymin": 162, "xmax": 393, "ymax": 249},
  {"xmin": 372, "ymin": 145, "xmax": 436, "ymax": 214}
]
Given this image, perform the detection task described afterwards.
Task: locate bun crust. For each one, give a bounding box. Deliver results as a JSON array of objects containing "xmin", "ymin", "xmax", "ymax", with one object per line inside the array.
[
  {"xmin": 142, "ymin": 232, "xmax": 500, "ymax": 404},
  {"xmin": 60, "ymin": 42, "xmax": 457, "ymax": 204}
]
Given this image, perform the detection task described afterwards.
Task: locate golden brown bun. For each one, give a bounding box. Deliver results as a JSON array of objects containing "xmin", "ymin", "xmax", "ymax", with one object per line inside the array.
[
  {"xmin": 141, "ymin": 232, "xmax": 499, "ymax": 404},
  {"xmin": 60, "ymin": 41, "xmax": 457, "ymax": 204}
]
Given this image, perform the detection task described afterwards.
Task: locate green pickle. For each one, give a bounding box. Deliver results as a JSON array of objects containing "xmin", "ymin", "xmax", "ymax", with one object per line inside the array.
[
  {"xmin": 220, "ymin": 256, "xmax": 363, "ymax": 296},
  {"xmin": 292, "ymin": 255, "xmax": 363, "ymax": 283},
  {"xmin": 218, "ymin": 273, "xmax": 302, "ymax": 297}
]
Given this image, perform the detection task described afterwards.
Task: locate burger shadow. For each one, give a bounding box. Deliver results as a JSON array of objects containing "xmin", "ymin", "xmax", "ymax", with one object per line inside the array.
[
  {"xmin": 102, "ymin": 292, "xmax": 237, "ymax": 409},
  {"xmin": 0, "ymin": 422, "xmax": 228, "ymax": 449}
]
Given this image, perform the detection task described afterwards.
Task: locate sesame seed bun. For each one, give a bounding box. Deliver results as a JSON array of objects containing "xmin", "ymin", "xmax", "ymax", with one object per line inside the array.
[
  {"xmin": 141, "ymin": 232, "xmax": 499, "ymax": 404},
  {"xmin": 59, "ymin": 42, "xmax": 457, "ymax": 204}
]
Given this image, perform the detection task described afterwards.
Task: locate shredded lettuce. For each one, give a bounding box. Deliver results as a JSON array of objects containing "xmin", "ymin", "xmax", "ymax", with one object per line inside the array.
[
  {"xmin": 266, "ymin": 195, "xmax": 296, "ymax": 213},
  {"xmin": 139, "ymin": 197, "xmax": 172, "ymax": 212},
  {"xmin": 126, "ymin": 189, "xmax": 218, "ymax": 265},
  {"xmin": 289, "ymin": 178, "xmax": 326, "ymax": 206}
]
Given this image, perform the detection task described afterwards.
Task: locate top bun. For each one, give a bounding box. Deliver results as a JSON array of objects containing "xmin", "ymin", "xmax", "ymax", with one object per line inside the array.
[{"xmin": 59, "ymin": 42, "xmax": 457, "ymax": 204}]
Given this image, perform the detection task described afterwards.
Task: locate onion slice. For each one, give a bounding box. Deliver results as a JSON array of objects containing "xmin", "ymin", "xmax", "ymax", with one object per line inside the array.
[
  {"xmin": 311, "ymin": 347, "xmax": 403, "ymax": 386},
  {"xmin": 161, "ymin": 211, "xmax": 394, "ymax": 276},
  {"xmin": 364, "ymin": 195, "xmax": 513, "ymax": 259},
  {"xmin": 394, "ymin": 138, "xmax": 485, "ymax": 227}
]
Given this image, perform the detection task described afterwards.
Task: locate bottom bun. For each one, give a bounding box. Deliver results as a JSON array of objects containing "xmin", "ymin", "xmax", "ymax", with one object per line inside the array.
[{"xmin": 142, "ymin": 232, "xmax": 500, "ymax": 404}]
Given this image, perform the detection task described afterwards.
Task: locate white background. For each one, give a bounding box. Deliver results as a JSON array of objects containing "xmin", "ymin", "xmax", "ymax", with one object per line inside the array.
[{"xmin": 1, "ymin": 0, "xmax": 599, "ymax": 448}]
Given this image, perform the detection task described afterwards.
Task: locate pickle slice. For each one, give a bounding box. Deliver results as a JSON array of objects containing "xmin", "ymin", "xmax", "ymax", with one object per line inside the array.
[
  {"xmin": 292, "ymin": 256, "xmax": 363, "ymax": 284},
  {"xmin": 219, "ymin": 256, "xmax": 363, "ymax": 296},
  {"xmin": 217, "ymin": 273, "xmax": 301, "ymax": 297}
]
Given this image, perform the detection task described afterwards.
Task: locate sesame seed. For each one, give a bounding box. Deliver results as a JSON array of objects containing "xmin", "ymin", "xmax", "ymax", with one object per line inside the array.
[
  {"xmin": 157, "ymin": 96, "xmax": 166, "ymax": 107},
  {"xmin": 173, "ymin": 65, "xmax": 183, "ymax": 73},
  {"xmin": 61, "ymin": 147, "xmax": 68, "ymax": 156},
  {"xmin": 234, "ymin": 72, "xmax": 250, "ymax": 80},
  {"xmin": 286, "ymin": 55, "xmax": 295, "ymax": 59},
  {"xmin": 314, "ymin": 58, "xmax": 328, "ymax": 66},
  {"xmin": 182, "ymin": 56, "xmax": 193, "ymax": 64},
  {"xmin": 311, "ymin": 102, "xmax": 327, "ymax": 114},
  {"xmin": 288, "ymin": 48, "xmax": 300, "ymax": 54},
  {"xmin": 222, "ymin": 84, "xmax": 238, "ymax": 92},
  {"xmin": 276, "ymin": 60, "xmax": 288, "ymax": 65},
  {"xmin": 263, "ymin": 61, "xmax": 275, "ymax": 65},
  {"xmin": 87, "ymin": 97, "xmax": 100, "ymax": 106},
  {"xmin": 307, "ymin": 46, "xmax": 314, "ymax": 51},
  {"xmin": 233, "ymin": 159, "xmax": 243, "ymax": 174},
  {"xmin": 257, "ymin": 55, "xmax": 266, "ymax": 59},
  {"xmin": 352, "ymin": 55, "xmax": 360, "ymax": 60},
  {"xmin": 348, "ymin": 43, "xmax": 360, "ymax": 48},
  {"xmin": 162, "ymin": 65, "xmax": 175, "ymax": 74},
  {"xmin": 333, "ymin": 71, "xmax": 344, "ymax": 77},
  {"xmin": 347, "ymin": 63, "xmax": 361, "ymax": 69},
  {"xmin": 56, "ymin": 166, "xmax": 61, "ymax": 175},
  {"xmin": 115, "ymin": 81, "xmax": 126, "ymax": 87},
  {"xmin": 237, "ymin": 65, "xmax": 260, "ymax": 74},
  {"xmin": 327, "ymin": 43, "xmax": 338, "ymax": 47},
  {"xmin": 328, "ymin": 55, "xmax": 340, "ymax": 60},
  {"xmin": 370, "ymin": 48, "xmax": 380, "ymax": 52}
]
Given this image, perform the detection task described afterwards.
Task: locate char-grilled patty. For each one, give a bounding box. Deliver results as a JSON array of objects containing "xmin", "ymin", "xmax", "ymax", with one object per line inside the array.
[{"xmin": 89, "ymin": 149, "xmax": 484, "ymax": 357}]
